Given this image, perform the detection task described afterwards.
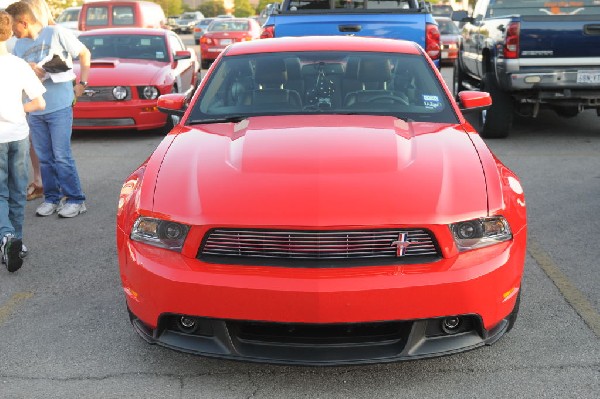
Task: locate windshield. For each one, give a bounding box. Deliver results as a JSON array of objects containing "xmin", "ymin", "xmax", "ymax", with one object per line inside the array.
[
  {"xmin": 57, "ymin": 8, "xmax": 80, "ymax": 23},
  {"xmin": 285, "ymin": 0, "xmax": 417, "ymax": 11},
  {"xmin": 180, "ymin": 13, "xmax": 197, "ymax": 20},
  {"xmin": 79, "ymin": 34, "xmax": 168, "ymax": 61},
  {"xmin": 437, "ymin": 18, "xmax": 459, "ymax": 34},
  {"xmin": 488, "ymin": 0, "xmax": 600, "ymax": 16},
  {"xmin": 208, "ymin": 20, "xmax": 250, "ymax": 32},
  {"xmin": 189, "ymin": 51, "xmax": 456, "ymax": 124}
]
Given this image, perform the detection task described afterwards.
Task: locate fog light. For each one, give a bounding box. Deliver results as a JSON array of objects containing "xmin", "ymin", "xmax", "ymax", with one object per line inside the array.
[
  {"xmin": 177, "ymin": 316, "xmax": 198, "ymax": 333},
  {"xmin": 442, "ymin": 316, "xmax": 461, "ymax": 334},
  {"xmin": 524, "ymin": 76, "xmax": 541, "ymax": 84}
]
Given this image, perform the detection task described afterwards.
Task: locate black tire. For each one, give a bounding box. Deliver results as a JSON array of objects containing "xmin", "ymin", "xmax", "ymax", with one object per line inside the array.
[
  {"xmin": 479, "ymin": 72, "xmax": 512, "ymax": 138},
  {"xmin": 201, "ymin": 59, "xmax": 211, "ymax": 70},
  {"xmin": 453, "ymin": 60, "xmax": 468, "ymax": 98},
  {"xmin": 505, "ymin": 290, "xmax": 521, "ymax": 333},
  {"xmin": 553, "ymin": 106, "xmax": 579, "ymax": 118}
]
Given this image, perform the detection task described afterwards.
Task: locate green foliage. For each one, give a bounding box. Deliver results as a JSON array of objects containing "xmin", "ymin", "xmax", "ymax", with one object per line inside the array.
[
  {"xmin": 198, "ymin": 0, "xmax": 227, "ymax": 17},
  {"xmin": 154, "ymin": 0, "xmax": 184, "ymax": 17},
  {"xmin": 255, "ymin": 0, "xmax": 272, "ymax": 15},
  {"xmin": 234, "ymin": 0, "xmax": 254, "ymax": 17}
]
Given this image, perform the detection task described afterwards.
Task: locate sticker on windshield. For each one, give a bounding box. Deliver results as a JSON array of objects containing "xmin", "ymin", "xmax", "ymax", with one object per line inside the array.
[
  {"xmin": 156, "ymin": 52, "xmax": 164, "ymax": 58},
  {"xmin": 423, "ymin": 94, "xmax": 441, "ymax": 110}
]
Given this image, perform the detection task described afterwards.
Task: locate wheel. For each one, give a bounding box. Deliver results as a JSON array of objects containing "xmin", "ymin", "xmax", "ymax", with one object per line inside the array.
[
  {"xmin": 479, "ymin": 72, "xmax": 512, "ymax": 138},
  {"xmin": 553, "ymin": 106, "xmax": 579, "ymax": 118},
  {"xmin": 505, "ymin": 289, "xmax": 521, "ymax": 333},
  {"xmin": 365, "ymin": 94, "xmax": 409, "ymax": 105},
  {"xmin": 452, "ymin": 60, "xmax": 468, "ymax": 98},
  {"xmin": 201, "ymin": 59, "xmax": 211, "ymax": 70}
]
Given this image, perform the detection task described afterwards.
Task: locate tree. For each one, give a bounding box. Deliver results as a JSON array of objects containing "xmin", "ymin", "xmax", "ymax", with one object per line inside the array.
[
  {"xmin": 234, "ymin": 0, "xmax": 254, "ymax": 17},
  {"xmin": 154, "ymin": 0, "xmax": 184, "ymax": 17},
  {"xmin": 255, "ymin": 0, "xmax": 272, "ymax": 15},
  {"xmin": 198, "ymin": 0, "xmax": 226, "ymax": 17}
]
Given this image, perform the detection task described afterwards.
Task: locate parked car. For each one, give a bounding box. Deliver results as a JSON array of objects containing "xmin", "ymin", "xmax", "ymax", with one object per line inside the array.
[
  {"xmin": 436, "ymin": 17, "xmax": 459, "ymax": 65},
  {"xmin": 199, "ymin": 18, "xmax": 261, "ymax": 69},
  {"xmin": 430, "ymin": 4, "xmax": 454, "ymax": 17},
  {"xmin": 78, "ymin": 1, "xmax": 166, "ymax": 32},
  {"xmin": 73, "ymin": 28, "xmax": 198, "ymax": 133},
  {"xmin": 173, "ymin": 11, "xmax": 204, "ymax": 34},
  {"xmin": 56, "ymin": 6, "xmax": 81, "ymax": 33},
  {"xmin": 192, "ymin": 18, "xmax": 213, "ymax": 44},
  {"xmin": 117, "ymin": 36, "xmax": 527, "ymax": 365}
]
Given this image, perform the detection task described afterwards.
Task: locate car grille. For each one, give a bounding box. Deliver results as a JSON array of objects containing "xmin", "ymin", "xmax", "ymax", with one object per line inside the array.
[
  {"xmin": 78, "ymin": 86, "xmax": 131, "ymax": 102},
  {"xmin": 199, "ymin": 228, "xmax": 441, "ymax": 267}
]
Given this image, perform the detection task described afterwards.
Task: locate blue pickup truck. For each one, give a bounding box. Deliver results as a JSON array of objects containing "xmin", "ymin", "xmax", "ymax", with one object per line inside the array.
[
  {"xmin": 454, "ymin": 0, "xmax": 600, "ymax": 138},
  {"xmin": 260, "ymin": 0, "xmax": 441, "ymax": 67}
]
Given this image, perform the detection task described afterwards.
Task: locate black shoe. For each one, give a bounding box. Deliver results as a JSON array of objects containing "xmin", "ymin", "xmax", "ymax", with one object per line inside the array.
[{"xmin": 2, "ymin": 235, "xmax": 23, "ymax": 273}]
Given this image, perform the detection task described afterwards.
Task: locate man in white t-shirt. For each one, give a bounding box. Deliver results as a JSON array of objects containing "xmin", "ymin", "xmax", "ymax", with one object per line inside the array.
[{"xmin": 0, "ymin": 10, "xmax": 45, "ymax": 272}]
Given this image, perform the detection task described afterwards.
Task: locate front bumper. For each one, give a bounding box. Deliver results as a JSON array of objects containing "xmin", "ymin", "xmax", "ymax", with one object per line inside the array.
[
  {"xmin": 74, "ymin": 100, "xmax": 167, "ymax": 131},
  {"xmin": 118, "ymin": 227, "xmax": 525, "ymax": 363}
]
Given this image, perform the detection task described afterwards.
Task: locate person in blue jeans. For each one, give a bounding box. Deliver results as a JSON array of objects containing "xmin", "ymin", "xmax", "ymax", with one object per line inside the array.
[
  {"xmin": 7, "ymin": 1, "xmax": 90, "ymax": 218},
  {"xmin": 0, "ymin": 11, "xmax": 46, "ymax": 272}
]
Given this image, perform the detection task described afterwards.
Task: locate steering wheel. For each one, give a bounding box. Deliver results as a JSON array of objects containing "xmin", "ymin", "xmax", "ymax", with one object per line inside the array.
[{"xmin": 365, "ymin": 95, "xmax": 409, "ymax": 106}]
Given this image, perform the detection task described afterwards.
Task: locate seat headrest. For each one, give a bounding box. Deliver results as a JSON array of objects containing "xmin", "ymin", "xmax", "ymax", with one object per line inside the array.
[
  {"xmin": 255, "ymin": 58, "xmax": 287, "ymax": 87},
  {"xmin": 358, "ymin": 58, "xmax": 392, "ymax": 83}
]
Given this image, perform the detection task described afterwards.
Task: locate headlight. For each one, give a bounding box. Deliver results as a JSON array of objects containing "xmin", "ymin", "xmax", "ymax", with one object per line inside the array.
[
  {"xmin": 113, "ymin": 86, "xmax": 128, "ymax": 100},
  {"xmin": 450, "ymin": 216, "xmax": 512, "ymax": 251},
  {"xmin": 141, "ymin": 86, "xmax": 159, "ymax": 100},
  {"xmin": 130, "ymin": 217, "xmax": 190, "ymax": 251}
]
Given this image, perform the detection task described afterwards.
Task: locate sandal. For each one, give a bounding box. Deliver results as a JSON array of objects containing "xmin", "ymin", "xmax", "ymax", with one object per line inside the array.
[{"xmin": 26, "ymin": 183, "xmax": 43, "ymax": 201}]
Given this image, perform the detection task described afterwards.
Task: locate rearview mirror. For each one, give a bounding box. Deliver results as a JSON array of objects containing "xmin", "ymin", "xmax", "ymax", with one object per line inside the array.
[
  {"xmin": 458, "ymin": 91, "xmax": 492, "ymax": 113},
  {"xmin": 158, "ymin": 93, "xmax": 187, "ymax": 116},
  {"xmin": 173, "ymin": 50, "xmax": 192, "ymax": 61}
]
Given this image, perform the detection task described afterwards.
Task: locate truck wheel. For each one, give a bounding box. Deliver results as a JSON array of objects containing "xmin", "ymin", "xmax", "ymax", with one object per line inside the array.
[
  {"xmin": 452, "ymin": 61, "xmax": 468, "ymax": 98},
  {"xmin": 553, "ymin": 106, "xmax": 579, "ymax": 118},
  {"xmin": 480, "ymin": 72, "xmax": 512, "ymax": 138}
]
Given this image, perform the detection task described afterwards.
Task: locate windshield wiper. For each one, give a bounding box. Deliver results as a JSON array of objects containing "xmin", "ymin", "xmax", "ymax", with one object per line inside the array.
[{"xmin": 187, "ymin": 115, "xmax": 248, "ymax": 125}]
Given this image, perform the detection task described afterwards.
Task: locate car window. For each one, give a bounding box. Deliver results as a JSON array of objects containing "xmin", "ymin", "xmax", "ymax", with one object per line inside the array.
[
  {"xmin": 86, "ymin": 6, "xmax": 108, "ymax": 26},
  {"xmin": 57, "ymin": 8, "xmax": 80, "ymax": 23},
  {"xmin": 208, "ymin": 21, "xmax": 250, "ymax": 32},
  {"xmin": 80, "ymin": 34, "xmax": 168, "ymax": 61},
  {"xmin": 286, "ymin": 0, "xmax": 415, "ymax": 11},
  {"xmin": 437, "ymin": 19, "xmax": 459, "ymax": 34},
  {"xmin": 113, "ymin": 6, "xmax": 134, "ymax": 25},
  {"xmin": 488, "ymin": 0, "xmax": 600, "ymax": 16},
  {"xmin": 189, "ymin": 51, "xmax": 457, "ymax": 124},
  {"xmin": 168, "ymin": 34, "xmax": 185, "ymax": 53}
]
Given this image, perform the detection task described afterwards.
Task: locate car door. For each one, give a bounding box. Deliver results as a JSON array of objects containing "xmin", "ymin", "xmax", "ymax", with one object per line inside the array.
[{"xmin": 168, "ymin": 33, "xmax": 194, "ymax": 92}]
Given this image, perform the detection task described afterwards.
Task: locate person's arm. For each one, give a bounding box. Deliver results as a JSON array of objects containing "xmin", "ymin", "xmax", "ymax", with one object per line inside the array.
[
  {"xmin": 24, "ymin": 96, "xmax": 46, "ymax": 113},
  {"xmin": 74, "ymin": 46, "xmax": 91, "ymax": 97}
]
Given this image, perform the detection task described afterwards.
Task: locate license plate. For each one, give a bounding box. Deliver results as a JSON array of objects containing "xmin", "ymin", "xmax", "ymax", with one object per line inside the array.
[
  {"xmin": 576, "ymin": 70, "xmax": 600, "ymax": 84},
  {"xmin": 220, "ymin": 39, "xmax": 232, "ymax": 45}
]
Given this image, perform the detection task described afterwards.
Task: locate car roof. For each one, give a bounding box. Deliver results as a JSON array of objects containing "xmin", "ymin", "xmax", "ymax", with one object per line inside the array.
[
  {"xmin": 78, "ymin": 27, "xmax": 168, "ymax": 36},
  {"xmin": 226, "ymin": 36, "xmax": 422, "ymax": 56}
]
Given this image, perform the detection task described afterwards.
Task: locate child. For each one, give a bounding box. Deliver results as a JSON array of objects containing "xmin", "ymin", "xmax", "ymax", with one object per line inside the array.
[{"xmin": 0, "ymin": 11, "xmax": 46, "ymax": 272}]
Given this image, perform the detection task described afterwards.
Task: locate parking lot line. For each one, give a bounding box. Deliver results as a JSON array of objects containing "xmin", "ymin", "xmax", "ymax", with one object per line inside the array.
[
  {"xmin": 528, "ymin": 240, "xmax": 600, "ymax": 337},
  {"xmin": 0, "ymin": 292, "xmax": 33, "ymax": 325}
]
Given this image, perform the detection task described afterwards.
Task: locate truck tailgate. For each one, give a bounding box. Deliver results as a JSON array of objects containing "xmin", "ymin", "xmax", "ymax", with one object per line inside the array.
[
  {"xmin": 270, "ymin": 13, "xmax": 427, "ymax": 45},
  {"xmin": 520, "ymin": 15, "xmax": 600, "ymax": 58}
]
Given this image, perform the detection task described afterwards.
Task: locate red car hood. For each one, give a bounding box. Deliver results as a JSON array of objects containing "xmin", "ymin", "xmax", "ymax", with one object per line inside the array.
[
  {"xmin": 73, "ymin": 59, "xmax": 166, "ymax": 86},
  {"xmin": 152, "ymin": 115, "xmax": 487, "ymax": 227}
]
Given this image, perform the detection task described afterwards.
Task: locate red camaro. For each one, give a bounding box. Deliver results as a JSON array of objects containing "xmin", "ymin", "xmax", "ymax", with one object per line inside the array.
[
  {"xmin": 74, "ymin": 28, "xmax": 198, "ymax": 133},
  {"xmin": 117, "ymin": 36, "xmax": 527, "ymax": 365}
]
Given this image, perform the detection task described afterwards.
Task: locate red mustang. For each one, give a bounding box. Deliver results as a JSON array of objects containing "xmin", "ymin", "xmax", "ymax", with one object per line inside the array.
[
  {"xmin": 117, "ymin": 36, "xmax": 527, "ymax": 364},
  {"xmin": 74, "ymin": 28, "xmax": 198, "ymax": 133}
]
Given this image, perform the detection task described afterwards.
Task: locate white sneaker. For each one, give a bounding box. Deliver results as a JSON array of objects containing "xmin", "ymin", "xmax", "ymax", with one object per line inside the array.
[
  {"xmin": 58, "ymin": 202, "xmax": 87, "ymax": 218},
  {"xmin": 36, "ymin": 202, "xmax": 60, "ymax": 216}
]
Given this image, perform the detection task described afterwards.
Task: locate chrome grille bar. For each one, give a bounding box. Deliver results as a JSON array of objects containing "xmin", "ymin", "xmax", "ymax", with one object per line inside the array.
[{"xmin": 200, "ymin": 229, "xmax": 440, "ymax": 265}]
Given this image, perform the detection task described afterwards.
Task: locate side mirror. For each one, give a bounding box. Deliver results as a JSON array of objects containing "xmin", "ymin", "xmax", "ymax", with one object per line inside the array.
[
  {"xmin": 158, "ymin": 93, "xmax": 186, "ymax": 117},
  {"xmin": 173, "ymin": 50, "xmax": 192, "ymax": 61},
  {"xmin": 458, "ymin": 91, "xmax": 492, "ymax": 113}
]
